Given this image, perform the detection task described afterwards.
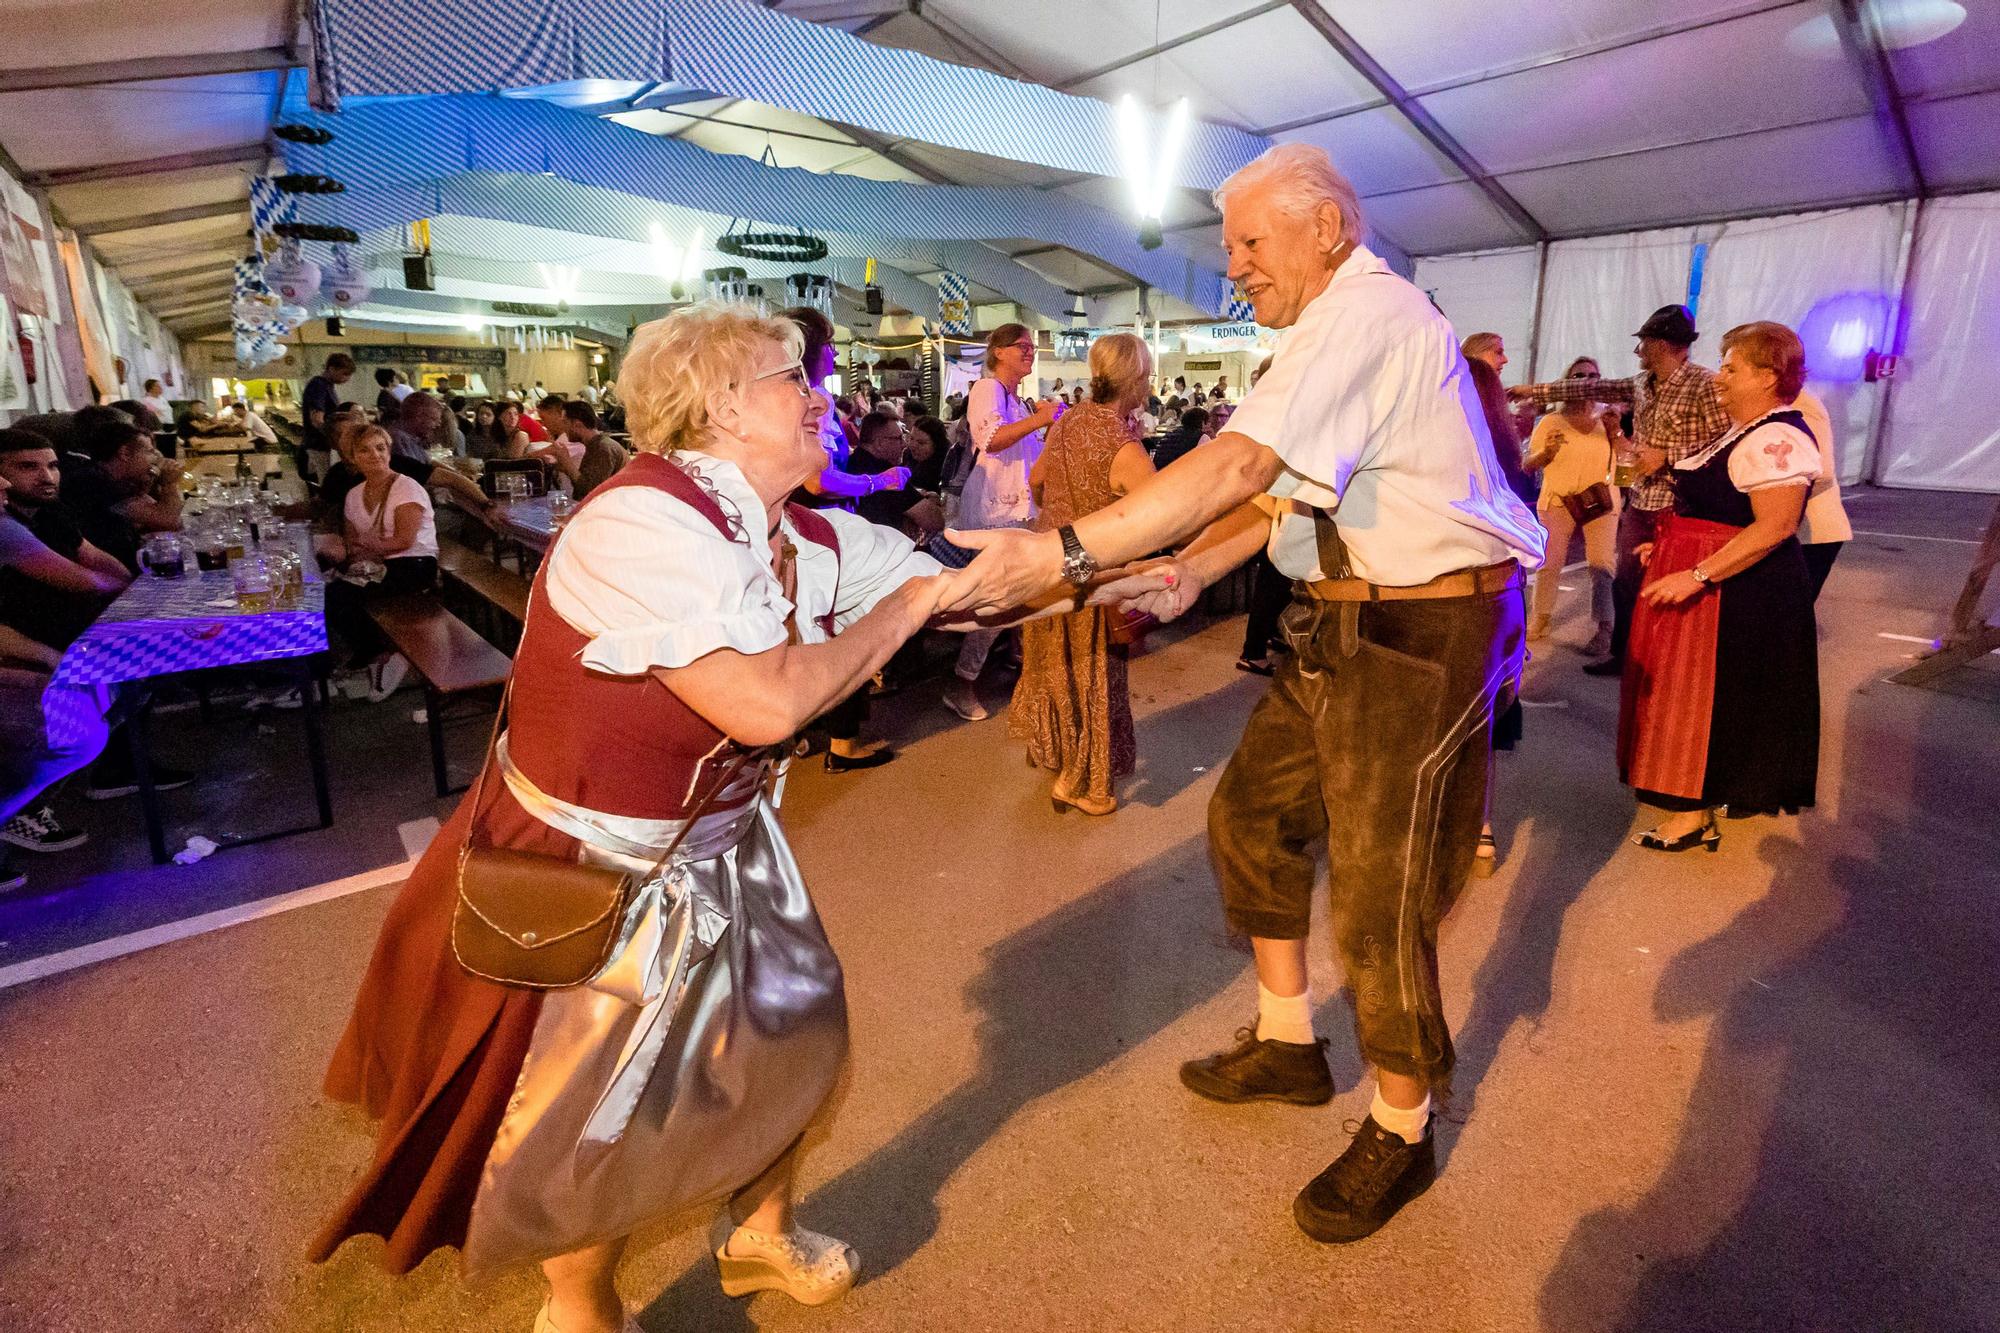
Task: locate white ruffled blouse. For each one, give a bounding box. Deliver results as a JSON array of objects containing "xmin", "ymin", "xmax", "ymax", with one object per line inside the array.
[{"xmin": 543, "ymin": 451, "xmax": 941, "ymax": 676}]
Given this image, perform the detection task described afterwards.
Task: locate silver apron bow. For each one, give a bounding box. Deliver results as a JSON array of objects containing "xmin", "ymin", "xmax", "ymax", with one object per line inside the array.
[{"xmin": 463, "ymin": 737, "xmax": 849, "ymax": 1278}]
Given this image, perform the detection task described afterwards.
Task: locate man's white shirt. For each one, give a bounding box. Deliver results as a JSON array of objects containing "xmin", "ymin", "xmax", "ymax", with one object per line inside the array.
[{"xmin": 1225, "ymin": 246, "xmax": 1546, "ymax": 584}]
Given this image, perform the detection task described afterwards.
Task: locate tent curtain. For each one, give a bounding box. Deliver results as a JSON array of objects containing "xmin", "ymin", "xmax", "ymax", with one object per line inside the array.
[
  {"xmin": 1698, "ymin": 204, "xmax": 1906, "ymax": 485},
  {"xmin": 1536, "ymin": 227, "xmax": 1696, "ymax": 383},
  {"xmin": 1415, "ymin": 193, "xmax": 2000, "ymax": 492},
  {"xmin": 1880, "ymin": 194, "xmax": 2000, "ymax": 492},
  {"xmin": 1412, "ymin": 245, "xmax": 1540, "ymax": 384}
]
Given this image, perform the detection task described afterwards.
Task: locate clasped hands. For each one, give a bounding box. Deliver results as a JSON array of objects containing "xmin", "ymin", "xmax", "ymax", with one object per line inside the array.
[{"xmin": 912, "ymin": 526, "xmax": 1201, "ymax": 631}]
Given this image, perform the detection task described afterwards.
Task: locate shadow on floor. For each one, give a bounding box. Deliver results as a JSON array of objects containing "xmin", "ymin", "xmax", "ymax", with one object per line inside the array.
[
  {"xmin": 1538, "ymin": 686, "xmax": 2000, "ymax": 1331},
  {"xmin": 636, "ymin": 832, "xmax": 1250, "ymax": 1328},
  {"xmin": 1442, "ymin": 732, "xmax": 1633, "ymax": 1142}
]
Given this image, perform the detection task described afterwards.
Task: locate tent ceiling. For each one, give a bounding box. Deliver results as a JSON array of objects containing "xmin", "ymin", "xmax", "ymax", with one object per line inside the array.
[
  {"xmin": 853, "ymin": 0, "xmax": 2000, "ymax": 253},
  {"xmin": 0, "ymin": 0, "xmax": 1994, "ymax": 343}
]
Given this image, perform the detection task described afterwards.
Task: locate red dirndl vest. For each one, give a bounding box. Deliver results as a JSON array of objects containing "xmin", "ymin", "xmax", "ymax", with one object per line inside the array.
[{"xmin": 505, "ymin": 452, "xmax": 839, "ymax": 820}]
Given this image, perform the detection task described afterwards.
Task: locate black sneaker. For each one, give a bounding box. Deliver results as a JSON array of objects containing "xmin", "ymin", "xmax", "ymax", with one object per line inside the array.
[
  {"xmin": 1293, "ymin": 1116, "xmax": 1437, "ymax": 1244},
  {"xmin": 0, "ymin": 805, "xmax": 88, "ymax": 853},
  {"xmin": 86, "ymin": 763, "xmax": 194, "ymax": 801},
  {"xmin": 1179, "ymin": 1025, "xmax": 1334, "ymax": 1106},
  {"xmin": 1581, "ymin": 656, "xmax": 1625, "ymax": 677}
]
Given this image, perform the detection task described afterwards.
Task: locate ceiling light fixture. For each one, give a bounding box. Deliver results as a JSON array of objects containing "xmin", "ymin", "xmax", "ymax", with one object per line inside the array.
[
  {"xmin": 1117, "ymin": 94, "xmax": 1191, "ymax": 251},
  {"xmin": 648, "ymin": 222, "xmax": 706, "ymax": 299},
  {"xmin": 537, "ymin": 262, "xmax": 579, "ymax": 312},
  {"xmin": 1785, "ymin": 0, "xmax": 1966, "ymax": 56}
]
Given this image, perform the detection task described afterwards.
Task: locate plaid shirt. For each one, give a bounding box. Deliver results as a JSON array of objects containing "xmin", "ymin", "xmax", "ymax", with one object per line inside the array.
[{"xmin": 1533, "ymin": 360, "xmax": 1729, "ymax": 512}]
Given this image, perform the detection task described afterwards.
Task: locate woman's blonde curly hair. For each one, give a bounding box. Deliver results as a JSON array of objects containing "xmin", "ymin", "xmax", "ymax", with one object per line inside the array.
[{"xmin": 617, "ymin": 303, "xmax": 805, "ymax": 455}]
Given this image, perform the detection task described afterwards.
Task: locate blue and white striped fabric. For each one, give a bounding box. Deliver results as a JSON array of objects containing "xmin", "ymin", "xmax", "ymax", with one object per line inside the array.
[
  {"xmin": 937, "ymin": 272, "xmax": 970, "ymax": 335},
  {"xmin": 305, "ymin": 0, "xmax": 1268, "ymax": 192},
  {"xmin": 1223, "ymin": 296, "xmax": 1256, "ymax": 322},
  {"xmin": 249, "ymin": 176, "xmax": 297, "ymax": 240},
  {"xmin": 276, "ymin": 95, "xmax": 1231, "ymax": 317}
]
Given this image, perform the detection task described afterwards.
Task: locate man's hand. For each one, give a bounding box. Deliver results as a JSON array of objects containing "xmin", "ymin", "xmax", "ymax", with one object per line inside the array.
[
  {"xmin": 1506, "ymin": 384, "xmax": 1540, "ymax": 403},
  {"xmin": 1635, "ymin": 445, "xmax": 1667, "ymax": 477},
  {"xmin": 1634, "ymin": 541, "xmax": 1655, "ymax": 567},
  {"xmin": 937, "ymin": 526, "xmax": 1065, "ymax": 615}
]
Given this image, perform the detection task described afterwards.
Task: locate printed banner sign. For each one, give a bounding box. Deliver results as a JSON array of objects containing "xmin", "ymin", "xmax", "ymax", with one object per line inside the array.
[{"xmin": 937, "ymin": 272, "xmax": 971, "ymax": 336}]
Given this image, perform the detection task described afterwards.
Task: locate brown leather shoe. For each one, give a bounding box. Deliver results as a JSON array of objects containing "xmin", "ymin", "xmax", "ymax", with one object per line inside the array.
[{"xmin": 1179, "ymin": 1025, "xmax": 1333, "ymax": 1105}]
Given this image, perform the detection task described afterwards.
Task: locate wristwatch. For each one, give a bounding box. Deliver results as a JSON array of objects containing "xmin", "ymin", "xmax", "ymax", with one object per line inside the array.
[
  {"xmin": 1689, "ymin": 565, "xmax": 1713, "ymax": 584},
  {"xmin": 1057, "ymin": 524, "xmax": 1099, "ymax": 589}
]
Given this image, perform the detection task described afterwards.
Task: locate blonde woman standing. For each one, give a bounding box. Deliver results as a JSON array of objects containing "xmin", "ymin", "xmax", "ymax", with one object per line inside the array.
[
  {"xmin": 1523, "ymin": 356, "xmax": 1623, "ymax": 655},
  {"xmin": 944, "ymin": 323, "xmax": 1059, "ymax": 720},
  {"xmin": 1008, "ymin": 333, "xmax": 1158, "ymax": 814}
]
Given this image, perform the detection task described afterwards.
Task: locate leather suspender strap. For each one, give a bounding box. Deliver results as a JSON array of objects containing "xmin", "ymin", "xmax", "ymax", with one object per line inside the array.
[{"xmin": 1311, "ymin": 508, "xmax": 1353, "ymax": 580}]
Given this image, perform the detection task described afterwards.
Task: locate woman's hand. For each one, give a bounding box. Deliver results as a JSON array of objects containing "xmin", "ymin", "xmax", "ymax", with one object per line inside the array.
[
  {"xmin": 1093, "ymin": 557, "xmax": 1200, "ymax": 622},
  {"xmin": 1642, "ymin": 569, "xmax": 1709, "ymax": 606},
  {"xmin": 1634, "ymin": 541, "xmax": 1655, "ymax": 567},
  {"xmin": 882, "ymin": 572, "xmax": 956, "ymax": 636}
]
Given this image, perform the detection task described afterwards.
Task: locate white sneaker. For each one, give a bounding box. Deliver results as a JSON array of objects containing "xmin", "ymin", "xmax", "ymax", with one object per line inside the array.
[
  {"xmin": 711, "ymin": 1213, "xmax": 859, "ymax": 1307},
  {"xmin": 368, "ymin": 654, "xmax": 412, "ymax": 703}
]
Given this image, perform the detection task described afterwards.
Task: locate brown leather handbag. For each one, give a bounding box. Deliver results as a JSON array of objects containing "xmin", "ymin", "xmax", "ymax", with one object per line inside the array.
[
  {"xmin": 1563, "ymin": 481, "xmax": 1615, "ymax": 527},
  {"xmin": 451, "ymin": 678, "xmax": 755, "ymax": 991}
]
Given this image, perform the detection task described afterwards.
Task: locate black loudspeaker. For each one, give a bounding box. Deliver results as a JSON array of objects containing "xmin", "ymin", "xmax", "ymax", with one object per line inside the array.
[
  {"xmin": 325, "ymin": 315, "xmax": 345, "ymax": 337},
  {"xmin": 864, "ymin": 284, "xmax": 884, "ymax": 315},
  {"xmin": 402, "ymin": 253, "xmax": 435, "ymax": 291}
]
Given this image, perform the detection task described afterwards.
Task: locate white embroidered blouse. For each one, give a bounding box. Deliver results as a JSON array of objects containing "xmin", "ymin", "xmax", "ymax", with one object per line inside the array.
[{"xmin": 543, "ymin": 451, "xmax": 941, "ymax": 676}]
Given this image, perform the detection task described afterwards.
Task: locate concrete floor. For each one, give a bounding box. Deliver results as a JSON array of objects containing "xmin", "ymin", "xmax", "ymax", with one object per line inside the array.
[{"xmin": 1, "ymin": 489, "xmax": 1997, "ymax": 1333}]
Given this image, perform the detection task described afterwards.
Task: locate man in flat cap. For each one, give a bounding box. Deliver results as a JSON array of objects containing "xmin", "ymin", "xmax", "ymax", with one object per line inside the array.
[{"xmin": 1512, "ymin": 303, "xmax": 1730, "ymax": 673}]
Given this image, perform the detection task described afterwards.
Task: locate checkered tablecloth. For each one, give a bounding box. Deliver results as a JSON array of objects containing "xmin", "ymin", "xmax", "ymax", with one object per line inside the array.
[
  {"xmin": 495, "ymin": 495, "xmax": 557, "ymax": 551},
  {"xmin": 53, "ymin": 570, "xmax": 329, "ymax": 687}
]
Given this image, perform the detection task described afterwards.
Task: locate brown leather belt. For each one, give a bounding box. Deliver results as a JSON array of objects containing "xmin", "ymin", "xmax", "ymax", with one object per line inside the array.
[{"xmin": 1299, "ymin": 559, "xmax": 1522, "ymax": 603}]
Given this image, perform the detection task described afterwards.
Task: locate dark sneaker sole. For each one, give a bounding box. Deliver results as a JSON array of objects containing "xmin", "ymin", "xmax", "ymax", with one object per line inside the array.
[
  {"xmin": 1178, "ymin": 1063, "xmax": 1334, "ymax": 1106},
  {"xmin": 1293, "ymin": 1155, "xmax": 1437, "ymax": 1244},
  {"xmin": 0, "ymin": 833, "xmax": 87, "ymax": 853},
  {"xmin": 85, "ymin": 779, "xmax": 191, "ymax": 801}
]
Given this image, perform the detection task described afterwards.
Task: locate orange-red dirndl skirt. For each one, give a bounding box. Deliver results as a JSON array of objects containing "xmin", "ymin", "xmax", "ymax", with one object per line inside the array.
[{"xmin": 1617, "ymin": 515, "xmax": 1736, "ymax": 801}]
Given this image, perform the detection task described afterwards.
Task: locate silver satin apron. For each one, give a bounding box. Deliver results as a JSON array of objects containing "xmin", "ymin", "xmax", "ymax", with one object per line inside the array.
[{"xmin": 462, "ymin": 738, "xmax": 849, "ymax": 1278}]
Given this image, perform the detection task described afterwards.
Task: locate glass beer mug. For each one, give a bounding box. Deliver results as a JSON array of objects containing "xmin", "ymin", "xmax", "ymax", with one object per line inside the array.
[
  {"xmin": 232, "ymin": 552, "xmax": 275, "ymax": 612},
  {"xmin": 138, "ymin": 532, "xmax": 187, "ymax": 578}
]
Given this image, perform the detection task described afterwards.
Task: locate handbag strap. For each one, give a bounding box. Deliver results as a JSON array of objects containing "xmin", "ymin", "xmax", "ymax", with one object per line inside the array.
[{"xmin": 460, "ymin": 586, "xmax": 763, "ymax": 881}]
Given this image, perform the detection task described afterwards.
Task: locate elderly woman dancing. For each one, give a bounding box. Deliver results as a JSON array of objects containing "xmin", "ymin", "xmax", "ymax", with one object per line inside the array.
[
  {"xmin": 1620, "ymin": 320, "xmax": 1822, "ymax": 850},
  {"xmin": 311, "ymin": 305, "xmax": 953, "ymax": 1332}
]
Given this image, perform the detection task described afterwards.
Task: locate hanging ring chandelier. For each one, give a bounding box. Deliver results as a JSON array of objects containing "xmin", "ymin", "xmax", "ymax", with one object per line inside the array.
[{"xmin": 716, "ymin": 231, "xmax": 829, "ymax": 263}]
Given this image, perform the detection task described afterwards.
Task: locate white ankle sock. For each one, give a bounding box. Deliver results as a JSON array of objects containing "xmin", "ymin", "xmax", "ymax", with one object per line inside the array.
[
  {"xmin": 1255, "ymin": 982, "xmax": 1315, "ymax": 1046},
  {"xmin": 1371, "ymin": 1086, "xmax": 1431, "ymax": 1144}
]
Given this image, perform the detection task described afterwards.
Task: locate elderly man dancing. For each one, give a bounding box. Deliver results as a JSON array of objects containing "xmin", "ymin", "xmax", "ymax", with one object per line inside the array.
[{"xmin": 946, "ymin": 143, "xmax": 1544, "ymax": 1242}]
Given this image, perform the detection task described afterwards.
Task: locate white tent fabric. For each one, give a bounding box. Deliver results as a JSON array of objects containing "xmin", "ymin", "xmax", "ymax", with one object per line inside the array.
[
  {"xmin": 1535, "ymin": 227, "xmax": 1696, "ymax": 383},
  {"xmin": 1409, "ymin": 246, "xmax": 1538, "ymax": 379},
  {"xmin": 1698, "ymin": 204, "xmax": 1908, "ymax": 484},
  {"xmin": 1879, "ymin": 195, "xmax": 2000, "ymax": 491}
]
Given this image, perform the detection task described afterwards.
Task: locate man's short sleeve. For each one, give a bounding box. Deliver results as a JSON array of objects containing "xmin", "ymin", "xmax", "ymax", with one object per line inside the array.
[{"xmin": 1222, "ymin": 304, "xmax": 1384, "ymax": 504}]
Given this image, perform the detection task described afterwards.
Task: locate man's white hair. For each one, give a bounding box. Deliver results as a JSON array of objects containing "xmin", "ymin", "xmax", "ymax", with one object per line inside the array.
[{"xmin": 1213, "ymin": 142, "xmax": 1366, "ymax": 248}]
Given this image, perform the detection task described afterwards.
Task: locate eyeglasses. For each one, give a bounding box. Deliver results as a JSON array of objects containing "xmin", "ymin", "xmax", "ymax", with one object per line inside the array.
[
  {"xmin": 752, "ymin": 361, "xmax": 813, "ymax": 396},
  {"xmin": 1006, "ymin": 341, "xmax": 1035, "ymax": 353}
]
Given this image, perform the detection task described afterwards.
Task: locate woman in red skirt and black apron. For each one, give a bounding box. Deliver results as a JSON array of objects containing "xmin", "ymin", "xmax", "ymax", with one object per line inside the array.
[{"xmin": 1619, "ymin": 321, "xmax": 1821, "ymax": 851}]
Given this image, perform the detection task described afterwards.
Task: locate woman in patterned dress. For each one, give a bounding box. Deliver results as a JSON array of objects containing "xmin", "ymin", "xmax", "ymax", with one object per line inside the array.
[{"xmin": 1008, "ymin": 333, "xmax": 1159, "ymax": 815}]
